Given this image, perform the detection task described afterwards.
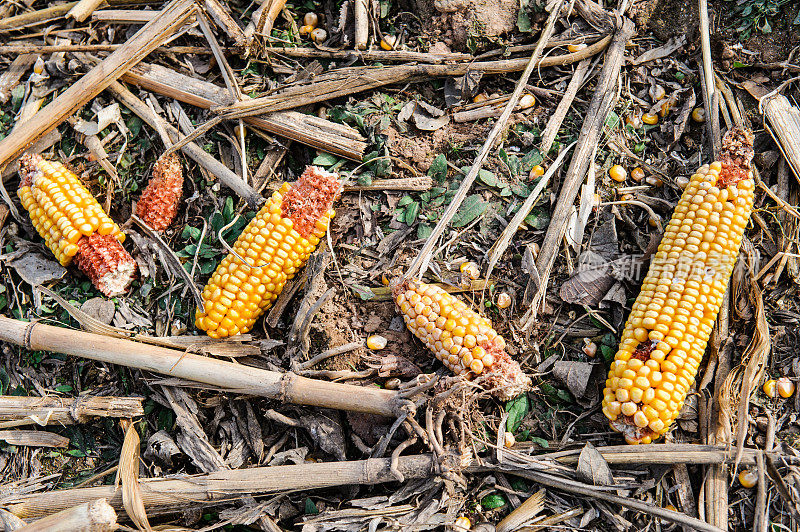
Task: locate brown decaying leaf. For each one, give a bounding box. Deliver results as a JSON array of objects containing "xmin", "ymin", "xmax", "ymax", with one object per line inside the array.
[
  {"xmin": 117, "ymin": 419, "xmax": 152, "ymax": 531},
  {"xmin": 576, "ymin": 442, "xmax": 614, "ymax": 486},
  {"xmin": 552, "ymin": 361, "xmax": 595, "ymax": 398}
]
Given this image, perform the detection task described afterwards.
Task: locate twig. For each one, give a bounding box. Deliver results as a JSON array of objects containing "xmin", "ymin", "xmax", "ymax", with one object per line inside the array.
[
  {"xmin": 0, "ymin": 317, "xmax": 402, "ymax": 417},
  {"xmin": 403, "ymin": 0, "xmax": 568, "ymax": 280},
  {"xmin": 540, "ymin": 59, "xmax": 591, "ymax": 153},
  {"xmin": 299, "ymin": 342, "xmax": 363, "ymax": 370}
]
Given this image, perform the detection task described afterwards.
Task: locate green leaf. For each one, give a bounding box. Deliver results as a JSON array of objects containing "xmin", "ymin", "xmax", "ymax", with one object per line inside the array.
[
  {"xmin": 312, "ymin": 153, "xmax": 339, "ymax": 167},
  {"xmin": 304, "ymin": 498, "xmax": 319, "ymax": 515},
  {"xmin": 481, "ymin": 494, "xmax": 507, "ymax": 510},
  {"xmin": 500, "ymin": 186, "xmax": 513, "ymax": 197},
  {"xmin": 397, "ymin": 195, "xmax": 413, "ymax": 207},
  {"xmin": 428, "ymin": 154, "xmax": 448, "ymax": 182},
  {"xmin": 600, "ymin": 345, "xmax": 616, "ymax": 363},
  {"xmin": 417, "ymin": 223, "xmax": 432, "ymax": 239},
  {"xmin": 349, "ymin": 283, "xmax": 375, "ymax": 300},
  {"xmin": 605, "ymin": 110, "xmax": 620, "ymax": 129},
  {"xmin": 451, "ymin": 195, "xmax": 487, "ymax": 227},
  {"xmin": 529, "ymin": 436, "xmax": 549, "ymax": 448},
  {"xmin": 404, "ymin": 201, "xmax": 420, "ymax": 225},
  {"xmin": 223, "ymin": 197, "xmax": 235, "ymax": 223},
  {"xmin": 55, "ymin": 385, "xmax": 73, "ymax": 392},
  {"xmin": 478, "ymin": 169, "xmax": 498, "ymax": 187},
  {"xmin": 66, "ymin": 449, "xmax": 85, "ymax": 457},
  {"xmin": 511, "ymin": 182, "xmax": 531, "ymax": 197},
  {"xmin": 524, "ymin": 209, "xmax": 550, "ymax": 229},
  {"xmin": 357, "ymin": 173, "xmax": 374, "ymax": 186},
  {"xmin": 520, "ymin": 148, "xmax": 543, "ymax": 171},
  {"xmin": 505, "ymin": 394, "xmax": 529, "ymax": 432},
  {"xmin": 182, "ymin": 226, "xmax": 202, "ymax": 241}
]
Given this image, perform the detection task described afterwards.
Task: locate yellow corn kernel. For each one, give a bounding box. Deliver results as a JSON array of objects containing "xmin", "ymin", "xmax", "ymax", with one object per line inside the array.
[
  {"xmin": 602, "ymin": 127, "xmax": 755, "ymax": 444},
  {"xmin": 503, "ymin": 431, "xmax": 515, "ymax": 448},
  {"xmin": 460, "ymin": 261, "xmax": 480, "ymax": 280},
  {"xmin": 495, "ymin": 292, "xmax": 512, "ymax": 309},
  {"xmin": 473, "ymin": 93, "xmax": 488, "ymax": 104},
  {"xmin": 738, "ymin": 469, "xmax": 757, "ymax": 488},
  {"xmin": 692, "ymin": 108, "xmax": 706, "ymax": 123},
  {"xmin": 642, "ymin": 113, "xmax": 659, "ymax": 125},
  {"xmin": 299, "ymin": 24, "xmax": 315, "ymax": 35},
  {"xmin": 367, "ymin": 334, "xmax": 388, "ymax": 350},
  {"xmin": 196, "ymin": 167, "xmax": 342, "ymax": 338},
  {"xmin": 392, "ymin": 278, "xmax": 530, "ymax": 400},
  {"xmin": 303, "ymin": 12, "xmax": 319, "ymax": 27},
  {"xmin": 583, "ymin": 339, "xmax": 597, "ymax": 358},
  {"xmin": 530, "ymin": 165, "xmax": 545, "ymax": 178},
  {"xmin": 631, "ymin": 167, "xmax": 645, "ymax": 183},
  {"xmin": 568, "ymin": 43, "xmax": 587, "ymax": 53},
  {"xmin": 777, "ymin": 376, "xmax": 795, "ymax": 398},
  {"xmin": 452, "ymin": 516, "xmax": 471, "ymax": 531},
  {"xmin": 380, "ymin": 35, "xmax": 397, "ymax": 50},
  {"xmin": 518, "ymin": 94, "xmax": 535, "ymax": 110},
  {"xmin": 763, "ymin": 379, "xmax": 777, "ymax": 398},
  {"xmin": 311, "ymin": 28, "xmax": 327, "ymax": 43},
  {"xmin": 609, "ymin": 165, "xmax": 627, "ymax": 182}
]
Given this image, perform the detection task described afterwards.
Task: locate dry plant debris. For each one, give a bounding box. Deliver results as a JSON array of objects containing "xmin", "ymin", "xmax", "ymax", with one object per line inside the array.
[{"xmin": 0, "ymin": 0, "xmax": 800, "ymax": 530}]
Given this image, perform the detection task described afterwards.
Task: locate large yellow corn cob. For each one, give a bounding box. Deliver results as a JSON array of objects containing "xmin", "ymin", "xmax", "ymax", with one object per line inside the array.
[
  {"xmin": 602, "ymin": 127, "xmax": 755, "ymax": 444},
  {"xmin": 196, "ymin": 166, "xmax": 341, "ymax": 338},
  {"xmin": 392, "ymin": 278, "xmax": 530, "ymax": 400},
  {"xmin": 18, "ymin": 153, "xmax": 136, "ymax": 297}
]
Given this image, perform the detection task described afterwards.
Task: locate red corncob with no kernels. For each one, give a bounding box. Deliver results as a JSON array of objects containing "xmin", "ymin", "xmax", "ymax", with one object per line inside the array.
[
  {"xmin": 135, "ymin": 152, "xmax": 183, "ymax": 231},
  {"xmin": 17, "ymin": 154, "xmax": 137, "ymax": 297}
]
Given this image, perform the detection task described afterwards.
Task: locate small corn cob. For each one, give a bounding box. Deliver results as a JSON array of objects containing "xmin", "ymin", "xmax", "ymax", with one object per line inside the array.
[
  {"xmin": 602, "ymin": 127, "xmax": 755, "ymax": 444},
  {"xmin": 135, "ymin": 153, "xmax": 183, "ymax": 231},
  {"xmin": 18, "ymin": 153, "xmax": 136, "ymax": 297},
  {"xmin": 195, "ymin": 166, "xmax": 341, "ymax": 338},
  {"xmin": 392, "ymin": 278, "xmax": 530, "ymax": 400}
]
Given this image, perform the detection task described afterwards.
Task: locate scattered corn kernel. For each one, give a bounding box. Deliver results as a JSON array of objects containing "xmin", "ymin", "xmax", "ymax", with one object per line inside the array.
[
  {"xmin": 196, "ymin": 166, "xmax": 342, "ymax": 338},
  {"xmin": 473, "ymin": 93, "xmax": 488, "ymax": 103},
  {"xmin": 503, "ymin": 431, "xmax": 515, "ymax": 448},
  {"xmin": 461, "ymin": 261, "xmax": 480, "ymax": 280},
  {"xmin": 568, "ymin": 43, "xmax": 587, "ymax": 53},
  {"xmin": 381, "ymin": 273, "xmax": 391, "ymax": 285},
  {"xmin": 303, "ymin": 12, "xmax": 319, "ymax": 27},
  {"xmin": 659, "ymin": 100, "xmax": 672, "ymax": 118},
  {"xmin": 631, "ymin": 167, "xmax": 645, "ymax": 183},
  {"xmin": 367, "ymin": 334, "xmax": 388, "ymax": 350},
  {"xmin": 692, "ymin": 108, "xmax": 706, "ymax": 123},
  {"xmin": 763, "ymin": 379, "xmax": 777, "ymax": 398},
  {"xmin": 384, "ymin": 377, "xmax": 401, "ymax": 390},
  {"xmin": 311, "ymin": 28, "xmax": 327, "ymax": 43},
  {"xmin": 518, "ymin": 94, "xmax": 536, "ymax": 109},
  {"xmin": 33, "ymin": 56, "xmax": 45, "ymax": 74},
  {"xmin": 453, "ymin": 516, "xmax": 472, "ymax": 531},
  {"xmin": 392, "ymin": 278, "xmax": 530, "ymax": 400},
  {"xmin": 602, "ymin": 127, "xmax": 755, "ymax": 444},
  {"xmin": 739, "ymin": 469, "xmax": 758, "ymax": 488},
  {"xmin": 676, "ymin": 175, "xmax": 690, "ymax": 190},
  {"xmin": 646, "ymin": 176, "xmax": 664, "ymax": 187},
  {"xmin": 642, "ymin": 113, "xmax": 659, "ymax": 125},
  {"xmin": 625, "ymin": 114, "xmax": 642, "ymax": 128},
  {"xmin": 609, "ymin": 165, "xmax": 627, "ymax": 182},
  {"xmin": 777, "ymin": 376, "xmax": 795, "ymax": 398},
  {"xmin": 648, "ymin": 215, "xmax": 661, "ymax": 228},
  {"xmin": 583, "ymin": 339, "xmax": 597, "ymax": 358},
  {"xmin": 530, "ymin": 165, "xmax": 545, "ymax": 178},
  {"xmin": 665, "ymin": 504, "xmax": 677, "ymax": 512},
  {"xmin": 17, "ymin": 153, "xmax": 136, "ymax": 297},
  {"xmin": 380, "ymin": 35, "xmax": 397, "ymax": 50},
  {"xmin": 650, "ymin": 84, "xmax": 666, "ymax": 101},
  {"xmin": 299, "ymin": 24, "xmax": 315, "ymax": 35},
  {"xmin": 496, "ymin": 292, "xmax": 512, "ymax": 309}
]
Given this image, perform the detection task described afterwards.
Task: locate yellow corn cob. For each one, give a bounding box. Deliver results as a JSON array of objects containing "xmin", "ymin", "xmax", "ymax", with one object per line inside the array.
[
  {"xmin": 196, "ymin": 166, "xmax": 342, "ymax": 339},
  {"xmin": 392, "ymin": 278, "xmax": 530, "ymax": 400},
  {"xmin": 18, "ymin": 154, "xmax": 125, "ymax": 266},
  {"xmin": 602, "ymin": 127, "xmax": 755, "ymax": 444},
  {"xmin": 18, "ymin": 154, "xmax": 136, "ymax": 297}
]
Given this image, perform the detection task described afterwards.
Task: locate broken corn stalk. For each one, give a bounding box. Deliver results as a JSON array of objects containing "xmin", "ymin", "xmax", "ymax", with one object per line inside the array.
[
  {"xmin": 18, "ymin": 153, "xmax": 136, "ymax": 297},
  {"xmin": 602, "ymin": 127, "xmax": 755, "ymax": 444},
  {"xmin": 135, "ymin": 152, "xmax": 183, "ymax": 231},
  {"xmin": 392, "ymin": 278, "xmax": 530, "ymax": 400},
  {"xmin": 196, "ymin": 166, "xmax": 341, "ymax": 338}
]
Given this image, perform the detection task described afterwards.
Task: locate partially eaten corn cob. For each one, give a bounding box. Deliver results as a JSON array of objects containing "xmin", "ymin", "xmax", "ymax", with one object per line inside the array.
[
  {"xmin": 18, "ymin": 153, "xmax": 136, "ymax": 297},
  {"xmin": 135, "ymin": 152, "xmax": 183, "ymax": 231},
  {"xmin": 195, "ymin": 166, "xmax": 341, "ymax": 338},
  {"xmin": 602, "ymin": 127, "xmax": 755, "ymax": 444},
  {"xmin": 392, "ymin": 278, "xmax": 530, "ymax": 400}
]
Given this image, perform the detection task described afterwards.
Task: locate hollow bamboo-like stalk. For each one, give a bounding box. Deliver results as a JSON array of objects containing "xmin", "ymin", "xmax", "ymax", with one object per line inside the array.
[
  {"xmin": 0, "ymin": 395, "xmax": 144, "ymax": 429},
  {"xmin": 5, "ymin": 455, "xmax": 435, "ymax": 519},
  {"xmin": 0, "ymin": 0, "xmax": 196, "ymax": 171},
  {"xmin": 67, "ymin": 0, "xmax": 106, "ymax": 22},
  {"xmin": 354, "ymin": 0, "xmax": 369, "ymax": 50},
  {"xmin": 16, "ymin": 499, "xmax": 117, "ymax": 532},
  {"xmin": 0, "ymin": 317, "xmax": 400, "ymax": 418}
]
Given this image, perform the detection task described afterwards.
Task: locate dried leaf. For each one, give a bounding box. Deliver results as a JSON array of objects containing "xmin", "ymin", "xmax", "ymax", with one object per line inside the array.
[
  {"xmin": 0, "ymin": 430, "xmax": 69, "ymax": 448},
  {"xmin": 5, "ymin": 251, "xmax": 66, "ymax": 286},
  {"xmin": 300, "ymin": 410, "xmax": 346, "ymax": 461},
  {"xmin": 632, "ymin": 35, "xmax": 686, "ymax": 65},
  {"xmin": 145, "ymin": 430, "xmax": 183, "ymax": 468},
  {"xmin": 118, "ymin": 420, "xmax": 152, "ymax": 531},
  {"xmin": 552, "ymin": 361, "xmax": 594, "ymax": 398},
  {"xmin": 80, "ymin": 297, "xmax": 116, "ymax": 325},
  {"xmin": 576, "ymin": 442, "xmax": 614, "ymax": 486}
]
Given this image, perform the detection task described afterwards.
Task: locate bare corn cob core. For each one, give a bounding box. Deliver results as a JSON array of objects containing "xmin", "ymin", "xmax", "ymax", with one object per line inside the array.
[
  {"xmin": 602, "ymin": 127, "xmax": 755, "ymax": 444},
  {"xmin": 136, "ymin": 152, "xmax": 183, "ymax": 231},
  {"xmin": 195, "ymin": 166, "xmax": 342, "ymax": 338},
  {"xmin": 392, "ymin": 279, "xmax": 531, "ymax": 400},
  {"xmin": 18, "ymin": 153, "xmax": 136, "ymax": 297}
]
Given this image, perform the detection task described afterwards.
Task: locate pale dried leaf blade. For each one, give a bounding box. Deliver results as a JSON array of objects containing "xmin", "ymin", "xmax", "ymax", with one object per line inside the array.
[
  {"xmin": 496, "ymin": 489, "xmax": 545, "ymax": 532},
  {"xmin": 553, "ymin": 361, "xmax": 594, "ymax": 398},
  {"xmin": 37, "ymin": 285, "xmax": 129, "ymax": 337},
  {"xmin": 577, "ymin": 442, "xmax": 614, "ymax": 486},
  {"xmin": 119, "ymin": 421, "xmax": 152, "ymax": 531}
]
